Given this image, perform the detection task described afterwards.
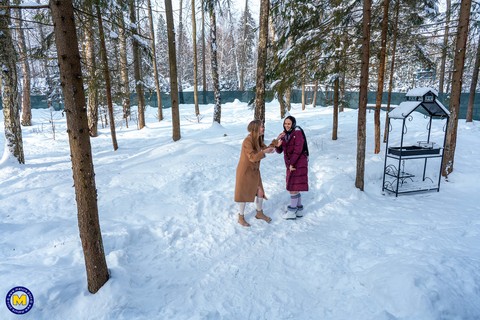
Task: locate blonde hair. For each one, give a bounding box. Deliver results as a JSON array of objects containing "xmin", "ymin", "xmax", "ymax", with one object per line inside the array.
[{"xmin": 247, "ymin": 120, "xmax": 266, "ymax": 152}]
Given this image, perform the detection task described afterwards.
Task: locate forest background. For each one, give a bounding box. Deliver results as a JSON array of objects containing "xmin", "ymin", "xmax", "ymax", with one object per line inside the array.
[
  {"xmin": 0, "ymin": 0, "xmax": 479, "ymax": 297},
  {"xmin": 2, "ymin": 0, "xmax": 480, "ymax": 122}
]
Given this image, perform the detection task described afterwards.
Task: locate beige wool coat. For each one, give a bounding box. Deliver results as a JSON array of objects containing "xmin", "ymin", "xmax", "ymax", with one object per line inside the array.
[{"xmin": 234, "ymin": 134, "xmax": 267, "ymax": 202}]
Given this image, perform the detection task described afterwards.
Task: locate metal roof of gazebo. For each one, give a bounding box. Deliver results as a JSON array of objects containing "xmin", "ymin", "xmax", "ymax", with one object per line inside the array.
[{"xmin": 388, "ymin": 87, "xmax": 450, "ymax": 119}]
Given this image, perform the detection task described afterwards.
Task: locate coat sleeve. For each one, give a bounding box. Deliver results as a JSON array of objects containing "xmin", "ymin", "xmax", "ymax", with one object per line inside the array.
[
  {"xmin": 275, "ymin": 144, "xmax": 283, "ymax": 154},
  {"xmin": 244, "ymin": 138, "xmax": 265, "ymax": 162}
]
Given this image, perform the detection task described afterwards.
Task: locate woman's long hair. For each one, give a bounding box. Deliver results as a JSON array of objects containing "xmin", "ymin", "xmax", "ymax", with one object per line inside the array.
[{"xmin": 247, "ymin": 120, "xmax": 266, "ymax": 152}]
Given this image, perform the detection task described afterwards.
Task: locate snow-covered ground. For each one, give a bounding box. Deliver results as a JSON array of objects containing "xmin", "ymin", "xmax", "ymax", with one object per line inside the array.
[{"xmin": 1, "ymin": 100, "xmax": 479, "ymax": 319}]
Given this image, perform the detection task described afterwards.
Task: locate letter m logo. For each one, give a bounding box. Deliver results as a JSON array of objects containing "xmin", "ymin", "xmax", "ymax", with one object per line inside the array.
[{"xmin": 12, "ymin": 294, "xmax": 27, "ymax": 306}]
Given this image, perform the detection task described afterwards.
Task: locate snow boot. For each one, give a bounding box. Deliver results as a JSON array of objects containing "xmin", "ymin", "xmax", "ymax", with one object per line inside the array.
[
  {"xmin": 283, "ymin": 206, "xmax": 297, "ymax": 220},
  {"xmin": 296, "ymin": 205, "xmax": 304, "ymax": 218}
]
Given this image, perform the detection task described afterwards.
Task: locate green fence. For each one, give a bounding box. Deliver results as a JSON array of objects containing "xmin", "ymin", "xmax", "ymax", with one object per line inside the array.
[{"xmin": 2, "ymin": 90, "xmax": 479, "ymax": 120}]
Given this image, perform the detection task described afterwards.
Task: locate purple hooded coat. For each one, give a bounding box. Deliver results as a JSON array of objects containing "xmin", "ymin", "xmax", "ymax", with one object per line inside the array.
[{"xmin": 275, "ymin": 128, "xmax": 309, "ymax": 192}]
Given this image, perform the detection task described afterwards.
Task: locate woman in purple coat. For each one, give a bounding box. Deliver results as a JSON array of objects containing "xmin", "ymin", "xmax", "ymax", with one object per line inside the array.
[{"xmin": 275, "ymin": 116, "xmax": 309, "ymax": 219}]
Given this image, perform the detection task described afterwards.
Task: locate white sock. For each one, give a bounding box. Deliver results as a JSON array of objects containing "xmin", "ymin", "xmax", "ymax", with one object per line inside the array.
[
  {"xmin": 239, "ymin": 202, "xmax": 246, "ymax": 215},
  {"xmin": 255, "ymin": 197, "xmax": 263, "ymax": 211}
]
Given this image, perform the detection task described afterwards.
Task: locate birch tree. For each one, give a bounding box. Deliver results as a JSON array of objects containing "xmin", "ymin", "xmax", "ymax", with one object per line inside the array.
[
  {"xmin": 373, "ymin": 0, "xmax": 389, "ymax": 154},
  {"xmin": 0, "ymin": 0, "xmax": 24, "ymax": 164},
  {"xmin": 192, "ymin": 0, "xmax": 200, "ymax": 118},
  {"xmin": 201, "ymin": 0, "xmax": 207, "ymax": 97},
  {"xmin": 439, "ymin": 0, "xmax": 451, "ymax": 95},
  {"xmin": 84, "ymin": 0, "xmax": 99, "ymax": 137},
  {"xmin": 129, "ymin": 0, "xmax": 146, "ymax": 129},
  {"xmin": 206, "ymin": 0, "xmax": 221, "ymax": 124},
  {"xmin": 147, "ymin": 0, "xmax": 163, "ymax": 121},
  {"xmin": 14, "ymin": 2, "xmax": 32, "ymax": 126},
  {"xmin": 178, "ymin": 0, "xmax": 184, "ymax": 91},
  {"xmin": 117, "ymin": 1, "xmax": 131, "ymax": 127}
]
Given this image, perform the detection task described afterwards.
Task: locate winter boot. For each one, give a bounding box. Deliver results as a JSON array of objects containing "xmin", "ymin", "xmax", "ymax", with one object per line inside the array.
[
  {"xmin": 296, "ymin": 205, "xmax": 304, "ymax": 218},
  {"xmin": 283, "ymin": 206, "xmax": 297, "ymax": 220},
  {"xmin": 238, "ymin": 214, "xmax": 251, "ymax": 227},
  {"xmin": 255, "ymin": 210, "xmax": 272, "ymax": 223}
]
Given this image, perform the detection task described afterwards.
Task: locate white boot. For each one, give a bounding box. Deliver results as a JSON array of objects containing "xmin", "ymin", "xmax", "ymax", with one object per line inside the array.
[{"xmin": 282, "ymin": 206, "xmax": 297, "ymax": 220}]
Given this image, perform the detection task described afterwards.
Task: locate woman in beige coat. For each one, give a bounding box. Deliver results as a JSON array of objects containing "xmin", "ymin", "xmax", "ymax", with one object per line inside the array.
[{"xmin": 234, "ymin": 120, "xmax": 275, "ymax": 227}]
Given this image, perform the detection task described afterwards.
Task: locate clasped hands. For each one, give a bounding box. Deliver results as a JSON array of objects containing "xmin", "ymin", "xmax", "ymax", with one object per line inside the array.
[{"xmin": 263, "ymin": 146, "xmax": 275, "ymax": 154}]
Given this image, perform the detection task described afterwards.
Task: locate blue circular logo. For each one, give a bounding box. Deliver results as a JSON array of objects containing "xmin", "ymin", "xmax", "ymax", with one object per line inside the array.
[{"xmin": 5, "ymin": 286, "xmax": 34, "ymax": 314}]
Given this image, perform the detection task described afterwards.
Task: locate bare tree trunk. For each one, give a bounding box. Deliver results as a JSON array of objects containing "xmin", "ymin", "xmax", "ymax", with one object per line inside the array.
[
  {"xmin": 207, "ymin": 1, "xmax": 221, "ymax": 124},
  {"xmin": 192, "ymin": 0, "xmax": 200, "ymax": 118},
  {"xmin": 269, "ymin": 18, "xmax": 285, "ymax": 118},
  {"xmin": 0, "ymin": 0, "xmax": 24, "ymax": 164},
  {"xmin": 254, "ymin": 0, "xmax": 269, "ymax": 121},
  {"xmin": 227, "ymin": 1, "xmax": 240, "ymax": 88},
  {"xmin": 147, "ymin": 0, "xmax": 163, "ymax": 121},
  {"xmin": 466, "ymin": 31, "xmax": 480, "ymax": 122},
  {"xmin": 374, "ymin": 0, "xmax": 390, "ymax": 154},
  {"xmin": 301, "ymin": 64, "xmax": 306, "ymax": 110},
  {"xmin": 278, "ymin": 86, "xmax": 287, "ymax": 118},
  {"xmin": 14, "ymin": 4, "xmax": 32, "ymax": 127},
  {"xmin": 165, "ymin": 0, "xmax": 181, "ymax": 141},
  {"xmin": 201, "ymin": 0, "xmax": 207, "ymax": 100},
  {"xmin": 97, "ymin": 5, "xmax": 118, "ymax": 151},
  {"xmin": 239, "ymin": 0, "xmax": 249, "ymax": 91},
  {"xmin": 35, "ymin": 0, "xmax": 55, "ymax": 113},
  {"xmin": 384, "ymin": 0, "xmax": 399, "ymax": 143},
  {"xmin": 312, "ymin": 80, "xmax": 318, "ymax": 108},
  {"xmin": 442, "ymin": 0, "xmax": 472, "ymax": 177},
  {"xmin": 286, "ymin": 87, "xmax": 292, "ymax": 111},
  {"xmin": 340, "ymin": 74, "xmax": 345, "ymax": 113},
  {"xmin": 340, "ymin": 28, "xmax": 349, "ymax": 114},
  {"xmin": 50, "ymin": 0, "xmax": 109, "ymax": 294},
  {"xmin": 355, "ymin": 0, "xmax": 372, "ymax": 191},
  {"xmin": 332, "ymin": 76, "xmax": 339, "ymax": 141},
  {"xmin": 129, "ymin": 0, "xmax": 146, "ymax": 129},
  {"xmin": 178, "ymin": 0, "xmax": 184, "ymax": 92},
  {"xmin": 439, "ymin": 0, "xmax": 451, "ymax": 95},
  {"xmin": 117, "ymin": 1, "xmax": 131, "ymax": 127},
  {"xmin": 445, "ymin": 60, "xmax": 453, "ymax": 94},
  {"xmin": 84, "ymin": 1, "xmax": 98, "ymax": 137}
]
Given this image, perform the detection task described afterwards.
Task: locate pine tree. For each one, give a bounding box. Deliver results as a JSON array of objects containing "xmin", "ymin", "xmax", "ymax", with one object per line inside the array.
[
  {"xmin": 355, "ymin": 0, "xmax": 372, "ymax": 191},
  {"xmin": 442, "ymin": 0, "xmax": 472, "ymax": 177},
  {"xmin": 49, "ymin": 0, "xmax": 109, "ymax": 294},
  {"xmin": 165, "ymin": 0, "xmax": 181, "ymax": 140}
]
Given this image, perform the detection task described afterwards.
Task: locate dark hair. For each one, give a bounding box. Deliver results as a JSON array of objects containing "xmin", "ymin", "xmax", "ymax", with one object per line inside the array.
[
  {"xmin": 297, "ymin": 126, "xmax": 309, "ymax": 156},
  {"xmin": 283, "ymin": 116, "xmax": 296, "ymax": 133}
]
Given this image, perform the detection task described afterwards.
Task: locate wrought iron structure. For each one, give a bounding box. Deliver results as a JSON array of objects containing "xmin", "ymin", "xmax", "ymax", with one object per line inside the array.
[{"xmin": 382, "ymin": 87, "xmax": 450, "ymax": 196}]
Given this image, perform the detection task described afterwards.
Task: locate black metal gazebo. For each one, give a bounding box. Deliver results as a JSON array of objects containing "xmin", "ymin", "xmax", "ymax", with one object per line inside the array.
[{"xmin": 382, "ymin": 87, "xmax": 450, "ymax": 196}]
